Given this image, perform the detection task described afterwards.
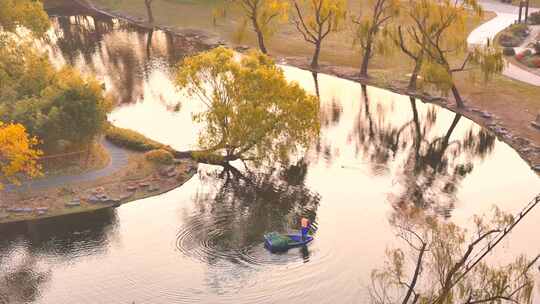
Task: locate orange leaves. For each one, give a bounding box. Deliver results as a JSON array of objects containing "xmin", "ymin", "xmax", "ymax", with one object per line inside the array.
[{"xmin": 0, "ymin": 121, "xmax": 42, "ymax": 189}]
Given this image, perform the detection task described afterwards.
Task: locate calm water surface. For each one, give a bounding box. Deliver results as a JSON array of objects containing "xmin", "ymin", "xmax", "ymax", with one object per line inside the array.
[{"xmin": 1, "ymin": 6, "xmax": 540, "ymax": 304}]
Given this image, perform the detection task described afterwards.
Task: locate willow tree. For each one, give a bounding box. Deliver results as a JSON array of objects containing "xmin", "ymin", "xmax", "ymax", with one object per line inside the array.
[
  {"xmin": 389, "ymin": 1, "xmax": 427, "ymax": 91},
  {"xmin": 174, "ymin": 47, "xmax": 319, "ymax": 166},
  {"xmin": 407, "ymin": 0, "xmax": 503, "ymax": 108},
  {"xmin": 233, "ymin": 0, "xmax": 289, "ymax": 54},
  {"xmin": 353, "ymin": 0, "xmax": 400, "ymax": 77},
  {"xmin": 291, "ymin": 0, "xmax": 347, "ymax": 69},
  {"xmin": 370, "ymin": 208, "xmax": 537, "ymax": 304},
  {"xmin": 0, "ymin": 122, "xmax": 42, "ymax": 189}
]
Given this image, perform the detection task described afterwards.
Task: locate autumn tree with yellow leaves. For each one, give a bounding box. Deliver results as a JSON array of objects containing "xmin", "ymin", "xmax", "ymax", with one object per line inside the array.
[
  {"xmin": 174, "ymin": 47, "xmax": 319, "ymax": 166},
  {"xmin": 397, "ymin": 0, "xmax": 503, "ymax": 107},
  {"xmin": 353, "ymin": 0, "xmax": 400, "ymax": 77},
  {"xmin": 0, "ymin": 0, "xmax": 50, "ymax": 37},
  {"xmin": 291, "ymin": 0, "xmax": 347, "ymax": 69},
  {"xmin": 233, "ymin": 0, "xmax": 289, "ymax": 54},
  {"xmin": 0, "ymin": 122, "xmax": 42, "ymax": 189}
]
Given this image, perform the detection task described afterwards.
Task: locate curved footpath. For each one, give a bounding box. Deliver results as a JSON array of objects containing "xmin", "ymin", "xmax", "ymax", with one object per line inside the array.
[
  {"xmin": 468, "ymin": 0, "xmax": 540, "ymax": 86},
  {"xmin": 4, "ymin": 139, "xmax": 129, "ymax": 192}
]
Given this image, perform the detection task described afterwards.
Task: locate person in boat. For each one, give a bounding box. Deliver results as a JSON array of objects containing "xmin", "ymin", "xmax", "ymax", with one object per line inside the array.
[{"xmin": 301, "ymin": 217, "xmax": 310, "ymax": 241}]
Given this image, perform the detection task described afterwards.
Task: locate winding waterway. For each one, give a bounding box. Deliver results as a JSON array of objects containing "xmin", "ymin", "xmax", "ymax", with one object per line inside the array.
[{"xmin": 1, "ymin": 3, "xmax": 540, "ymax": 303}]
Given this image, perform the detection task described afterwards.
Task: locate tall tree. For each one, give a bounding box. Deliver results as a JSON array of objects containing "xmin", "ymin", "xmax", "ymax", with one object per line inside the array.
[
  {"xmin": 0, "ymin": 122, "xmax": 42, "ymax": 189},
  {"xmin": 406, "ymin": 0, "xmax": 504, "ymax": 107},
  {"xmin": 390, "ymin": 6, "xmax": 427, "ymax": 91},
  {"xmin": 369, "ymin": 208, "xmax": 537, "ymax": 304},
  {"xmin": 174, "ymin": 47, "xmax": 320, "ymax": 166},
  {"xmin": 353, "ymin": 0, "xmax": 399, "ymax": 77},
  {"xmin": 234, "ymin": 0, "xmax": 289, "ymax": 54},
  {"xmin": 291, "ymin": 0, "xmax": 347, "ymax": 69}
]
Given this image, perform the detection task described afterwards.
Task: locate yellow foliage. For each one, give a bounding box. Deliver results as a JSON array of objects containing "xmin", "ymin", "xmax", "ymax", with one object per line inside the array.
[
  {"xmin": 145, "ymin": 149, "xmax": 174, "ymax": 165},
  {"xmin": 395, "ymin": 0, "xmax": 503, "ymax": 96},
  {"xmin": 233, "ymin": 0, "xmax": 289, "ymax": 48},
  {"xmin": 0, "ymin": 0, "xmax": 50, "ymax": 36},
  {"xmin": 0, "ymin": 121, "xmax": 42, "ymax": 189},
  {"xmin": 175, "ymin": 47, "xmax": 320, "ymax": 166},
  {"xmin": 293, "ymin": 0, "xmax": 347, "ymax": 32}
]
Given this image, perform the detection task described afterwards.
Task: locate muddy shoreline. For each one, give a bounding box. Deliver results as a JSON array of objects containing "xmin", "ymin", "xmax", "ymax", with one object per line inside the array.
[{"xmin": 51, "ymin": 0, "xmax": 540, "ymax": 174}]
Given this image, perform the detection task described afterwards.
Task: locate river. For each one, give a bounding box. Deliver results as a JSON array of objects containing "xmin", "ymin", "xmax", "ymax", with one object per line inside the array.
[{"xmin": 1, "ymin": 3, "xmax": 540, "ymax": 304}]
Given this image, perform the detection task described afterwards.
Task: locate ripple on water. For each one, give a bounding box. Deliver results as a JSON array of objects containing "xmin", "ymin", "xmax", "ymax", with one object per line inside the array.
[{"xmin": 175, "ymin": 210, "xmax": 330, "ymax": 270}]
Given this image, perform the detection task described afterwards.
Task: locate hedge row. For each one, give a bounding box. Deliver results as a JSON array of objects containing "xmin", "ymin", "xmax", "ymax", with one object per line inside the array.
[{"xmin": 106, "ymin": 125, "xmax": 165, "ymax": 152}]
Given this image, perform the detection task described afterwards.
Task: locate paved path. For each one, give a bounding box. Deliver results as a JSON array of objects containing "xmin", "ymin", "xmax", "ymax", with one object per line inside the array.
[
  {"xmin": 3, "ymin": 139, "xmax": 129, "ymax": 193},
  {"xmin": 468, "ymin": 0, "xmax": 540, "ymax": 86}
]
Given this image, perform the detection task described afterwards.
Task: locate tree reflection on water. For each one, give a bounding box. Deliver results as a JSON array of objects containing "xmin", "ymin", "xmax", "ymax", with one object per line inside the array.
[
  {"xmin": 176, "ymin": 160, "xmax": 320, "ymax": 266},
  {"xmin": 347, "ymin": 85, "xmax": 496, "ymax": 217},
  {"xmin": 0, "ymin": 209, "xmax": 118, "ymax": 304},
  {"xmin": 44, "ymin": 10, "xmax": 209, "ymax": 104}
]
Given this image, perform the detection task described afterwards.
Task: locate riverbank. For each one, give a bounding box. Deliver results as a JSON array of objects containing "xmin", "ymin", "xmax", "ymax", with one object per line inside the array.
[
  {"xmin": 0, "ymin": 138, "xmax": 198, "ymax": 224},
  {"xmin": 66, "ymin": 0, "xmax": 540, "ymax": 173}
]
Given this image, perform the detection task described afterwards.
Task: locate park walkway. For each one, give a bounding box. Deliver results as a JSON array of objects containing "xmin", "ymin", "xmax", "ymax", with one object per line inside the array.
[
  {"xmin": 4, "ymin": 139, "xmax": 129, "ymax": 192},
  {"xmin": 468, "ymin": 0, "xmax": 540, "ymax": 86}
]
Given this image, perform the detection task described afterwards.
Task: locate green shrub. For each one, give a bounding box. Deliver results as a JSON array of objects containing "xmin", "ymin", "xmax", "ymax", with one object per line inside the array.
[
  {"xmin": 145, "ymin": 149, "xmax": 174, "ymax": 165},
  {"xmin": 498, "ymin": 33, "xmax": 522, "ymax": 47},
  {"xmin": 502, "ymin": 47, "xmax": 516, "ymax": 56},
  {"xmin": 509, "ymin": 24, "xmax": 529, "ymax": 37},
  {"xmin": 106, "ymin": 125, "xmax": 164, "ymax": 151},
  {"xmin": 530, "ymin": 12, "xmax": 540, "ymax": 25}
]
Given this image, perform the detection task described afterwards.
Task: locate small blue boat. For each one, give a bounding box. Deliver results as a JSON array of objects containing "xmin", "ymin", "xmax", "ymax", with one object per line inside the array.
[{"xmin": 264, "ymin": 232, "xmax": 313, "ymax": 252}]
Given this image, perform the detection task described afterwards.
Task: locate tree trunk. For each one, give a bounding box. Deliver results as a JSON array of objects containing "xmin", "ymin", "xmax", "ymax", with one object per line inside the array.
[
  {"xmin": 311, "ymin": 42, "xmax": 321, "ymax": 69},
  {"xmin": 251, "ymin": 18, "xmax": 268, "ymax": 54},
  {"xmin": 146, "ymin": 28, "xmax": 154, "ymax": 58},
  {"xmin": 442, "ymin": 114, "xmax": 461, "ymax": 148},
  {"xmin": 312, "ymin": 72, "xmax": 320, "ymax": 99},
  {"xmin": 360, "ymin": 42, "xmax": 372, "ymax": 77},
  {"xmin": 144, "ymin": 0, "xmax": 154, "ymax": 24},
  {"xmin": 525, "ymin": 0, "xmax": 530, "ymax": 22},
  {"xmin": 451, "ymin": 84, "xmax": 465, "ymax": 108},
  {"xmin": 408, "ymin": 56, "xmax": 423, "ymax": 91}
]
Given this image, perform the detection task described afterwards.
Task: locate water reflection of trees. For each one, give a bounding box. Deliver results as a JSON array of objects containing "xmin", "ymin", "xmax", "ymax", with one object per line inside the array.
[
  {"xmin": 45, "ymin": 11, "xmax": 208, "ymax": 104},
  {"xmin": 178, "ymin": 161, "xmax": 320, "ymax": 265},
  {"xmin": 348, "ymin": 85, "xmax": 495, "ymax": 216},
  {"xmin": 0, "ymin": 255, "xmax": 50, "ymax": 304},
  {"xmin": 0, "ymin": 209, "xmax": 118, "ymax": 303}
]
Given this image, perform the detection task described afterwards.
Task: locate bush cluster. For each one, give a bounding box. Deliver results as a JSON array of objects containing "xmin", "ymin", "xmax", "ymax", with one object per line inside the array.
[
  {"xmin": 502, "ymin": 47, "xmax": 516, "ymax": 56},
  {"xmin": 509, "ymin": 24, "xmax": 529, "ymax": 37},
  {"xmin": 105, "ymin": 125, "xmax": 165, "ymax": 151},
  {"xmin": 145, "ymin": 149, "xmax": 174, "ymax": 165},
  {"xmin": 498, "ymin": 24, "xmax": 530, "ymax": 47},
  {"xmin": 530, "ymin": 12, "xmax": 540, "ymax": 25}
]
